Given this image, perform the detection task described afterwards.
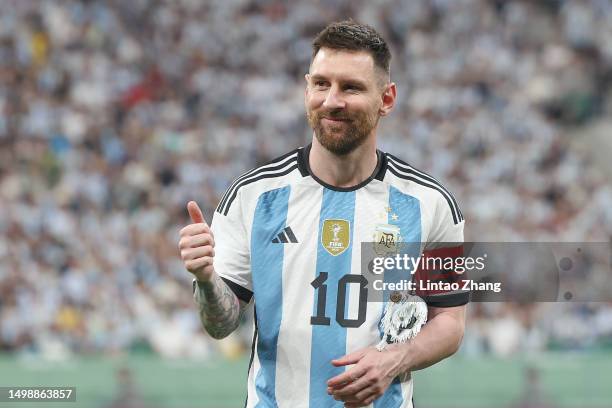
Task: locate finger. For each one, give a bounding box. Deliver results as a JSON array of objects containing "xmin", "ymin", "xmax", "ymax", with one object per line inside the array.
[
  {"xmin": 187, "ymin": 201, "xmax": 205, "ymax": 224},
  {"xmin": 354, "ymin": 385, "xmax": 379, "ymax": 402},
  {"xmin": 344, "ymin": 398, "xmax": 373, "ymax": 407},
  {"xmin": 331, "ymin": 375, "xmax": 370, "ymax": 397},
  {"xmin": 178, "ymin": 233, "xmax": 213, "ymax": 250},
  {"xmin": 185, "ymin": 256, "xmax": 213, "ymax": 271},
  {"xmin": 362, "ymin": 391, "xmax": 380, "ymax": 405},
  {"xmin": 344, "ymin": 402, "xmax": 370, "ymax": 407},
  {"xmin": 181, "ymin": 246, "xmax": 215, "ymax": 261},
  {"xmin": 333, "ymin": 394, "xmax": 360, "ymax": 403},
  {"xmin": 183, "ymin": 233, "xmax": 215, "ymax": 249},
  {"xmin": 344, "ymin": 402, "xmax": 367, "ymax": 408},
  {"xmin": 179, "ymin": 223, "xmax": 211, "ymax": 238},
  {"xmin": 331, "ymin": 349, "xmax": 367, "ymax": 367},
  {"xmin": 327, "ymin": 365, "xmax": 367, "ymax": 388},
  {"xmin": 343, "ymin": 389, "xmax": 378, "ymax": 407},
  {"xmin": 182, "ymin": 246, "xmax": 215, "ymax": 261}
]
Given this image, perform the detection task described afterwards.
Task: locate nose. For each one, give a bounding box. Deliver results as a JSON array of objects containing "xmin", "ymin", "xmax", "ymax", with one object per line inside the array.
[{"xmin": 322, "ymin": 85, "xmax": 346, "ymax": 110}]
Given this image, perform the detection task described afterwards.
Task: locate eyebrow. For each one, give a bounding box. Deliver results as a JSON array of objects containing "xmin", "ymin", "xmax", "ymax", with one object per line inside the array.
[{"xmin": 309, "ymin": 74, "xmax": 369, "ymax": 88}]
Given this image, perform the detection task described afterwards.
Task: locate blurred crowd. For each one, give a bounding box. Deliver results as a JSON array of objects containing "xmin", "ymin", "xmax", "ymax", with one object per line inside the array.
[{"xmin": 0, "ymin": 0, "xmax": 611, "ymax": 359}]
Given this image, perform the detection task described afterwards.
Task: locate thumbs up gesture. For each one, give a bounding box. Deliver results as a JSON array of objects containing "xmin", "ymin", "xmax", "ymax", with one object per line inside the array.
[{"xmin": 179, "ymin": 201, "xmax": 215, "ymax": 281}]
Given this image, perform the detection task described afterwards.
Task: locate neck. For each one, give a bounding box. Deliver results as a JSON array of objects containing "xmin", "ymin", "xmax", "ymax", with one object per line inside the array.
[{"xmin": 309, "ymin": 134, "xmax": 378, "ymax": 189}]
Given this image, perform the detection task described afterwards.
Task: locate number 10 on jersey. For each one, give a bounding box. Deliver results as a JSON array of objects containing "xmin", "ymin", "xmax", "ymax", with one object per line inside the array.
[{"xmin": 310, "ymin": 272, "xmax": 368, "ymax": 328}]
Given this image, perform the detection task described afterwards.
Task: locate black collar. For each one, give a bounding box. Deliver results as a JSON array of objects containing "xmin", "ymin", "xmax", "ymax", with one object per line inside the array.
[{"xmin": 297, "ymin": 143, "xmax": 387, "ymax": 192}]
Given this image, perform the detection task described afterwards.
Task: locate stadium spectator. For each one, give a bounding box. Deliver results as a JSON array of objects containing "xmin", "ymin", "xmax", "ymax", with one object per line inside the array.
[{"xmin": 0, "ymin": 0, "xmax": 611, "ymax": 358}]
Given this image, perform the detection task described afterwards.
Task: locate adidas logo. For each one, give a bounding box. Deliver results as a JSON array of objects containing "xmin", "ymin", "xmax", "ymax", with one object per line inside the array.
[{"xmin": 271, "ymin": 227, "xmax": 298, "ymax": 244}]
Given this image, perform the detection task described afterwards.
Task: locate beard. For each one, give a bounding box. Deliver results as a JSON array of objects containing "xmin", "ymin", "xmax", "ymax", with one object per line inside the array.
[{"xmin": 306, "ymin": 107, "xmax": 379, "ymax": 156}]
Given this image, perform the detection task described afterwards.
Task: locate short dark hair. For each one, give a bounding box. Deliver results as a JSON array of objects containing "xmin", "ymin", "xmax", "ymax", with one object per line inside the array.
[{"xmin": 312, "ymin": 20, "xmax": 391, "ymax": 76}]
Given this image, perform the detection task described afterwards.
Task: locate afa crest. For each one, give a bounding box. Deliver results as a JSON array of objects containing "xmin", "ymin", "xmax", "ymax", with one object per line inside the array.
[
  {"xmin": 373, "ymin": 223, "xmax": 402, "ymax": 256},
  {"xmin": 321, "ymin": 219, "xmax": 350, "ymax": 256}
]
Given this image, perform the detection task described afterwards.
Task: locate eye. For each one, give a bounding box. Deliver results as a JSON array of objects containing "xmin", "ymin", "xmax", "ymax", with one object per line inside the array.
[
  {"xmin": 343, "ymin": 84, "xmax": 362, "ymax": 92},
  {"xmin": 314, "ymin": 80, "xmax": 328, "ymax": 88}
]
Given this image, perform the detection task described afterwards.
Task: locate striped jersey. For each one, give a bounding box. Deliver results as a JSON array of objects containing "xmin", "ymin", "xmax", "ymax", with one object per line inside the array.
[{"xmin": 203, "ymin": 144, "xmax": 467, "ymax": 408}]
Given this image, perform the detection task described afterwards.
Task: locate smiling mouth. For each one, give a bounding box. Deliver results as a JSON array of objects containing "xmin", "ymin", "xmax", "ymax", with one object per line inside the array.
[{"xmin": 322, "ymin": 117, "xmax": 350, "ymax": 122}]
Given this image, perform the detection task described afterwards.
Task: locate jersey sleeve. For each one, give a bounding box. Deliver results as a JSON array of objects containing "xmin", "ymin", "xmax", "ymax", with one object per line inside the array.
[
  {"xmin": 415, "ymin": 192, "xmax": 469, "ymax": 307},
  {"xmin": 209, "ymin": 188, "xmax": 253, "ymax": 303}
]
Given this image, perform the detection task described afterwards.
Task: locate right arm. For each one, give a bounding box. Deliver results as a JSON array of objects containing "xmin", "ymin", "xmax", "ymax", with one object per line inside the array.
[
  {"xmin": 193, "ymin": 272, "xmax": 248, "ymax": 339},
  {"xmin": 180, "ymin": 201, "xmax": 248, "ymax": 339}
]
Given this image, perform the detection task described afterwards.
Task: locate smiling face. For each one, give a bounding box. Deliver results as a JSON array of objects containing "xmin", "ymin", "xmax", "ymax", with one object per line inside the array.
[{"xmin": 305, "ymin": 48, "xmax": 393, "ymax": 156}]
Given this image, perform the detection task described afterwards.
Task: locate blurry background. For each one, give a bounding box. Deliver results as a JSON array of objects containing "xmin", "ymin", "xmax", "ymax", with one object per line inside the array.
[{"xmin": 0, "ymin": 0, "xmax": 611, "ymax": 407}]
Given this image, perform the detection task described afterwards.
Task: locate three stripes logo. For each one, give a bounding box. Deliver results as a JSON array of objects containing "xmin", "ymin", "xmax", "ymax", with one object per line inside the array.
[{"xmin": 272, "ymin": 227, "xmax": 299, "ymax": 244}]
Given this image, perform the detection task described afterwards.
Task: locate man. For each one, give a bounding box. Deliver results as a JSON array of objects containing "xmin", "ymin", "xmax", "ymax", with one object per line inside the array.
[{"xmin": 178, "ymin": 20, "xmax": 467, "ymax": 408}]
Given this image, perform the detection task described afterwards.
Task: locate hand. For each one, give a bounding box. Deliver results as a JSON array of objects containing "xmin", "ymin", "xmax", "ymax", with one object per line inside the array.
[
  {"xmin": 327, "ymin": 346, "xmax": 403, "ymax": 407},
  {"xmin": 178, "ymin": 201, "xmax": 216, "ymax": 281}
]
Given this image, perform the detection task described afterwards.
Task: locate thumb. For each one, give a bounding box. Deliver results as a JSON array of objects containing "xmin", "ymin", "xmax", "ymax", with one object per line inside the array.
[
  {"xmin": 187, "ymin": 201, "xmax": 205, "ymax": 224},
  {"xmin": 331, "ymin": 349, "xmax": 367, "ymax": 367}
]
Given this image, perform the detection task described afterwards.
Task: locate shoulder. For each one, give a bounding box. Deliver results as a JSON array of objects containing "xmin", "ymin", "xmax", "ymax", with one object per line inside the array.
[
  {"xmin": 383, "ymin": 152, "xmax": 464, "ymax": 225},
  {"xmin": 215, "ymin": 148, "xmax": 304, "ymax": 216}
]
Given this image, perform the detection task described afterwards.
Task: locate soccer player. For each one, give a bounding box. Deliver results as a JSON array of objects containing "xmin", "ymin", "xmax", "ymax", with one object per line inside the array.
[{"xmin": 178, "ymin": 20, "xmax": 467, "ymax": 408}]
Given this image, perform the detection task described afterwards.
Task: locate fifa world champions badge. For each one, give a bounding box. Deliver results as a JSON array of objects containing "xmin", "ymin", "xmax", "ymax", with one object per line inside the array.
[{"xmin": 321, "ymin": 219, "xmax": 350, "ymax": 256}]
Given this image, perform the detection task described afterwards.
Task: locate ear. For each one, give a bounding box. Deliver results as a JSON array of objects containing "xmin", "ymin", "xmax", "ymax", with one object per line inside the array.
[
  {"xmin": 379, "ymin": 82, "xmax": 397, "ymax": 117},
  {"xmin": 304, "ymin": 73, "xmax": 310, "ymax": 97}
]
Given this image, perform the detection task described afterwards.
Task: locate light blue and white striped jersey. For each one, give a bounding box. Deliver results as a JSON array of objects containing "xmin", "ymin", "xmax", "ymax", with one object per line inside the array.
[{"xmin": 207, "ymin": 144, "xmax": 466, "ymax": 408}]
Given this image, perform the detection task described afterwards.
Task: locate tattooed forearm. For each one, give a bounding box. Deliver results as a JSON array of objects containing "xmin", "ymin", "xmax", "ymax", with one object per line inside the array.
[{"xmin": 194, "ymin": 274, "xmax": 245, "ymax": 339}]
